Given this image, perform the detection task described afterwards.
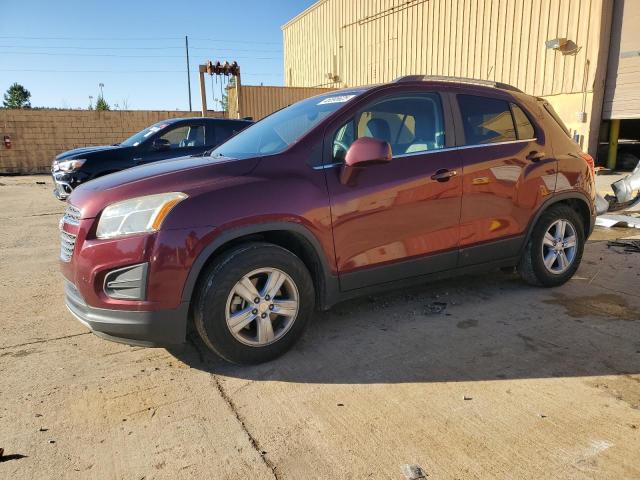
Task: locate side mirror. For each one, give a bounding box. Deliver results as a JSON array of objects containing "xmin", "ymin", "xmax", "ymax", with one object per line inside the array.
[
  {"xmin": 340, "ymin": 137, "xmax": 392, "ymax": 185},
  {"xmin": 152, "ymin": 138, "xmax": 171, "ymax": 151}
]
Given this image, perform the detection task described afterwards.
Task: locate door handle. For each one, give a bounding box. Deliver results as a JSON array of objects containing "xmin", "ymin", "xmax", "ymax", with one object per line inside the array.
[
  {"xmin": 526, "ymin": 151, "xmax": 545, "ymax": 162},
  {"xmin": 133, "ymin": 157, "xmax": 143, "ymax": 164},
  {"xmin": 431, "ymin": 169, "xmax": 458, "ymax": 182}
]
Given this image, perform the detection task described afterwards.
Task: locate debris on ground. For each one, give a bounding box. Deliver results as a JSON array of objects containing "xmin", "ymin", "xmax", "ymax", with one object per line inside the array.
[
  {"xmin": 607, "ymin": 239, "xmax": 640, "ymax": 253},
  {"xmin": 612, "ymin": 162, "xmax": 640, "ymax": 203},
  {"xmin": 401, "ymin": 464, "xmax": 428, "ymax": 479},
  {"xmin": 425, "ymin": 301, "xmax": 447, "ymax": 314},
  {"xmin": 596, "ymin": 214, "xmax": 640, "ymax": 229},
  {"xmin": 595, "ymin": 193, "xmax": 610, "ymax": 215},
  {"xmin": 595, "ymin": 163, "xmax": 640, "ymax": 225},
  {"xmin": 0, "ymin": 448, "xmax": 27, "ymax": 463},
  {"xmin": 463, "ymin": 396, "xmax": 473, "ymax": 401}
]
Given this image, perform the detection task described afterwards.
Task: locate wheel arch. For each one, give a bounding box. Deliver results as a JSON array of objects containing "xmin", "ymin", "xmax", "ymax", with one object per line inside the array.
[
  {"xmin": 523, "ymin": 191, "xmax": 595, "ymax": 251},
  {"xmin": 181, "ymin": 222, "xmax": 338, "ymax": 311}
]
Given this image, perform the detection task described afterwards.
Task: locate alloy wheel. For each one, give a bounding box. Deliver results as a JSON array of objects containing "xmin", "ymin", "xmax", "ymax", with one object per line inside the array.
[
  {"xmin": 541, "ymin": 219, "xmax": 578, "ymax": 274},
  {"xmin": 225, "ymin": 268, "xmax": 299, "ymax": 347}
]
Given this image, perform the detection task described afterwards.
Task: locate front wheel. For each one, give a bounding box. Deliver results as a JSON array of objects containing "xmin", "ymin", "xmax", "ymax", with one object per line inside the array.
[
  {"xmin": 193, "ymin": 242, "xmax": 314, "ymax": 364},
  {"xmin": 518, "ymin": 204, "xmax": 585, "ymax": 287}
]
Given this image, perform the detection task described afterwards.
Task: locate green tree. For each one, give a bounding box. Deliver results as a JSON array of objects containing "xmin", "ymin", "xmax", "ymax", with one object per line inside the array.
[
  {"xmin": 3, "ymin": 83, "xmax": 31, "ymax": 109},
  {"xmin": 95, "ymin": 95, "xmax": 110, "ymax": 111}
]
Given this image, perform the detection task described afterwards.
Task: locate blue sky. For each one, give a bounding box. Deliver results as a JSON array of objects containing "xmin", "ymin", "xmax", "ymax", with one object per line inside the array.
[{"xmin": 0, "ymin": 0, "xmax": 315, "ymax": 110}]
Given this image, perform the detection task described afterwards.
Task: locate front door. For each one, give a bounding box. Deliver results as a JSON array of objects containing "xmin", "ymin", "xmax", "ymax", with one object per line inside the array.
[
  {"xmin": 324, "ymin": 91, "xmax": 462, "ymax": 291},
  {"xmin": 138, "ymin": 123, "xmax": 207, "ymax": 164}
]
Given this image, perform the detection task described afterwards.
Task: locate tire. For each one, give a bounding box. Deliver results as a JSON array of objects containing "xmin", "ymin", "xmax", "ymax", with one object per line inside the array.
[
  {"xmin": 193, "ymin": 242, "xmax": 315, "ymax": 364},
  {"xmin": 518, "ymin": 204, "xmax": 585, "ymax": 287}
]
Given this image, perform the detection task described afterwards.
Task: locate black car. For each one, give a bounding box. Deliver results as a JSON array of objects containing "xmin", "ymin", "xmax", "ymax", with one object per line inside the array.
[{"xmin": 52, "ymin": 117, "xmax": 252, "ymax": 199}]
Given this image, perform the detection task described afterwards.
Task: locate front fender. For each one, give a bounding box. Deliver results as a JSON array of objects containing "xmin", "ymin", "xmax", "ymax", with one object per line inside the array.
[{"xmin": 179, "ymin": 221, "xmax": 338, "ymax": 308}]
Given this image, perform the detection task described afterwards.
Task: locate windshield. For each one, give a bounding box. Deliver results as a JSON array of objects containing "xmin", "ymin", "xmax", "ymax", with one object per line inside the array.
[
  {"xmin": 120, "ymin": 121, "xmax": 172, "ymax": 147},
  {"xmin": 211, "ymin": 91, "xmax": 365, "ymax": 160}
]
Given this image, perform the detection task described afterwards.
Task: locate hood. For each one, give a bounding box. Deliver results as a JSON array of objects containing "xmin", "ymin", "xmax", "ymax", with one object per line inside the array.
[
  {"xmin": 68, "ymin": 155, "xmax": 261, "ymax": 219},
  {"xmin": 55, "ymin": 145, "xmax": 121, "ymax": 160}
]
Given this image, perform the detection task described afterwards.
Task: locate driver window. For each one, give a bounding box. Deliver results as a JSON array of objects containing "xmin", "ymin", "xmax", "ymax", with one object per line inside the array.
[
  {"xmin": 332, "ymin": 94, "xmax": 445, "ymax": 162},
  {"xmin": 159, "ymin": 125, "xmax": 205, "ymax": 149}
]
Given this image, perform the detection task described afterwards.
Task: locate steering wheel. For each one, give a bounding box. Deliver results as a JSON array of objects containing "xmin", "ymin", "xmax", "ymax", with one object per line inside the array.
[{"xmin": 333, "ymin": 140, "xmax": 350, "ymax": 162}]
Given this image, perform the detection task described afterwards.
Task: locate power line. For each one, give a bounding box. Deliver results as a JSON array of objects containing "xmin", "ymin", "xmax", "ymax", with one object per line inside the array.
[
  {"xmin": 189, "ymin": 37, "xmax": 281, "ymax": 45},
  {"xmin": 0, "ymin": 51, "xmax": 280, "ymax": 60},
  {"xmin": 0, "ymin": 35, "xmax": 282, "ymax": 45},
  {"xmin": 0, "ymin": 35, "xmax": 184, "ymax": 40},
  {"xmin": 0, "ymin": 68, "xmax": 282, "ymax": 75},
  {"xmin": 0, "ymin": 44, "xmax": 281, "ymax": 53}
]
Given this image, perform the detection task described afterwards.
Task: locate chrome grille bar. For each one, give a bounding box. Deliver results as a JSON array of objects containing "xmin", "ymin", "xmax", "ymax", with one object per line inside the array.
[
  {"xmin": 60, "ymin": 230, "xmax": 77, "ymax": 262},
  {"xmin": 63, "ymin": 204, "xmax": 81, "ymax": 226}
]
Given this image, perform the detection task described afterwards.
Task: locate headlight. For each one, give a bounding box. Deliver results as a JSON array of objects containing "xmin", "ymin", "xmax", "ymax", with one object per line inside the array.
[
  {"xmin": 96, "ymin": 192, "xmax": 187, "ymax": 239},
  {"xmin": 57, "ymin": 159, "xmax": 86, "ymax": 172}
]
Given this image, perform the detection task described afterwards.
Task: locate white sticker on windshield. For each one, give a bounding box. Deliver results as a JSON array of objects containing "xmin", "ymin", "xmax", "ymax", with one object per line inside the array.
[
  {"xmin": 143, "ymin": 124, "xmax": 168, "ymax": 138},
  {"xmin": 317, "ymin": 95, "xmax": 356, "ymax": 105}
]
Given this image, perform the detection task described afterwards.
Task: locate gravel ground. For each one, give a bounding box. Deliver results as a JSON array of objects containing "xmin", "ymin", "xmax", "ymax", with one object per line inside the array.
[{"xmin": 1, "ymin": 175, "xmax": 639, "ymax": 480}]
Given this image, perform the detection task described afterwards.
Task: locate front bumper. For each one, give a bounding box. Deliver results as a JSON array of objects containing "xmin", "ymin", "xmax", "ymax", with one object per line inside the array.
[
  {"xmin": 64, "ymin": 281, "xmax": 188, "ymax": 347},
  {"xmin": 52, "ymin": 172, "xmax": 74, "ymax": 200}
]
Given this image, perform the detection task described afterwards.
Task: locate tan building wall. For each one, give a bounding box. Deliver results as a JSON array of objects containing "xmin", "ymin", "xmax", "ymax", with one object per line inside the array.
[
  {"xmin": 229, "ymin": 85, "xmax": 335, "ymax": 120},
  {"xmin": 0, "ymin": 109, "xmax": 217, "ymax": 174},
  {"xmin": 283, "ymin": 0, "xmax": 614, "ymax": 156}
]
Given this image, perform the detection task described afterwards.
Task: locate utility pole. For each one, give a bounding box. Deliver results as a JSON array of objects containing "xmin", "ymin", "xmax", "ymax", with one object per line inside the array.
[
  {"xmin": 185, "ymin": 36, "xmax": 192, "ymax": 112},
  {"xmin": 199, "ymin": 64, "xmax": 207, "ymax": 117}
]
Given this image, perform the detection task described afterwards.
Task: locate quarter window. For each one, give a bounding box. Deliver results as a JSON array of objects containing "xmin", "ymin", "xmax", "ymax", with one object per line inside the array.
[
  {"xmin": 458, "ymin": 95, "xmax": 516, "ymax": 145},
  {"xmin": 511, "ymin": 104, "xmax": 535, "ymax": 140}
]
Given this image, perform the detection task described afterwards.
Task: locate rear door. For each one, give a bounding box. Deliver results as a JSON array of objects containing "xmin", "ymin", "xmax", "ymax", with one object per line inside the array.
[
  {"xmin": 453, "ymin": 92, "xmax": 556, "ymax": 266},
  {"xmin": 323, "ymin": 89, "xmax": 463, "ymax": 290}
]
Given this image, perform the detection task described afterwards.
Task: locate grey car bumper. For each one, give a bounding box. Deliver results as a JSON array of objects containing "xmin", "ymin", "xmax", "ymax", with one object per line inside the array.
[{"xmin": 64, "ymin": 281, "xmax": 188, "ymax": 347}]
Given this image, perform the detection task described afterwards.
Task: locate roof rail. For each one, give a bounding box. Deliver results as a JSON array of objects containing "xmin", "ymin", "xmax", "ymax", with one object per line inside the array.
[{"xmin": 393, "ymin": 75, "xmax": 523, "ymax": 93}]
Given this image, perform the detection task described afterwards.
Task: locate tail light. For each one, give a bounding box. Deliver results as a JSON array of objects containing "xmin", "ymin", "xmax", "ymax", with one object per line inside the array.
[{"xmin": 580, "ymin": 152, "xmax": 595, "ymax": 177}]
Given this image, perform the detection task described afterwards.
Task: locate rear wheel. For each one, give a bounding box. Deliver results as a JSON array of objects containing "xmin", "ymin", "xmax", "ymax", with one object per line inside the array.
[
  {"xmin": 518, "ymin": 204, "xmax": 585, "ymax": 287},
  {"xmin": 193, "ymin": 242, "xmax": 314, "ymax": 364}
]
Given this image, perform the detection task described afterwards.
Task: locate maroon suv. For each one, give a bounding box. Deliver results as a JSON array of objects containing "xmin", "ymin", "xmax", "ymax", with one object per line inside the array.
[{"xmin": 60, "ymin": 76, "xmax": 596, "ymax": 364}]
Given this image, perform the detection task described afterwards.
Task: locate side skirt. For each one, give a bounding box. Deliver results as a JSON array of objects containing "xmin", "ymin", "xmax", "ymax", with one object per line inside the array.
[{"xmin": 324, "ymin": 255, "xmax": 520, "ymax": 309}]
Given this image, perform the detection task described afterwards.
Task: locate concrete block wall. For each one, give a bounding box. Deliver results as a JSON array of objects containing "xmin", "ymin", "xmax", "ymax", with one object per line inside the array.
[{"xmin": 0, "ymin": 109, "xmax": 220, "ymax": 174}]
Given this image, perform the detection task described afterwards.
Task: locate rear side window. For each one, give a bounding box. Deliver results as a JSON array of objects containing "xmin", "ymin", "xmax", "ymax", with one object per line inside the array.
[
  {"xmin": 511, "ymin": 104, "xmax": 535, "ymax": 140},
  {"xmin": 211, "ymin": 122, "xmax": 249, "ymax": 145},
  {"xmin": 458, "ymin": 95, "xmax": 516, "ymax": 145}
]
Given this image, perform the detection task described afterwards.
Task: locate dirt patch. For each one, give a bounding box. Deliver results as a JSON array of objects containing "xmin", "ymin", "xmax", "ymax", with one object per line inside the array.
[
  {"xmin": 0, "ymin": 348, "xmax": 39, "ymax": 358},
  {"xmin": 457, "ymin": 319, "xmax": 478, "ymax": 329},
  {"xmin": 590, "ymin": 376, "xmax": 640, "ymax": 410},
  {"xmin": 544, "ymin": 293, "xmax": 640, "ymax": 321}
]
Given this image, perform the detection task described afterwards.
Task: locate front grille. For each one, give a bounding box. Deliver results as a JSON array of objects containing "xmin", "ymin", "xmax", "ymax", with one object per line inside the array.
[
  {"xmin": 63, "ymin": 204, "xmax": 81, "ymax": 225},
  {"xmin": 60, "ymin": 230, "xmax": 77, "ymax": 262}
]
